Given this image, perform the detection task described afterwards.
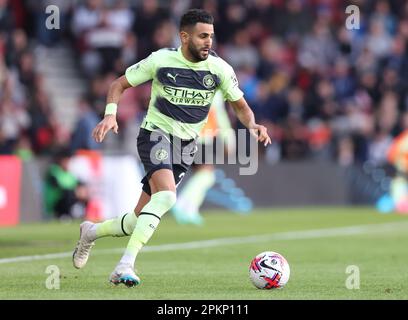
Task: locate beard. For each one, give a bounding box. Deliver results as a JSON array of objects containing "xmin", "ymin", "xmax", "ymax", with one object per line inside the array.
[{"xmin": 188, "ymin": 41, "xmax": 209, "ymax": 62}]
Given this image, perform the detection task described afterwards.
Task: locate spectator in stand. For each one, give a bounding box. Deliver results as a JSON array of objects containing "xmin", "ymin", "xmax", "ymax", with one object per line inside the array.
[
  {"xmin": 0, "ymin": 68, "xmax": 30, "ymax": 154},
  {"xmin": 0, "ymin": 0, "xmax": 14, "ymax": 32},
  {"xmin": 70, "ymin": 94, "xmax": 101, "ymax": 152},
  {"xmin": 364, "ymin": 20, "xmax": 393, "ymax": 59},
  {"xmin": 132, "ymin": 0, "xmax": 171, "ymax": 59},
  {"xmin": 223, "ymin": 27, "xmax": 259, "ymax": 71},
  {"xmin": 298, "ymin": 18, "xmax": 337, "ymax": 74},
  {"xmin": 272, "ymin": 0, "xmax": 313, "ymax": 41},
  {"xmin": 26, "ymin": 86, "xmax": 56, "ymax": 154},
  {"xmin": 216, "ymin": 1, "xmax": 249, "ymax": 44},
  {"xmin": 150, "ymin": 19, "xmax": 178, "ymax": 52},
  {"xmin": 71, "ymin": 0, "xmax": 103, "ymax": 39}
]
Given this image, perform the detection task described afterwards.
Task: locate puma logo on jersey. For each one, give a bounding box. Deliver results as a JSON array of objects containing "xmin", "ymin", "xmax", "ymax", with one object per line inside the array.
[{"xmin": 167, "ymin": 73, "xmax": 179, "ymax": 82}]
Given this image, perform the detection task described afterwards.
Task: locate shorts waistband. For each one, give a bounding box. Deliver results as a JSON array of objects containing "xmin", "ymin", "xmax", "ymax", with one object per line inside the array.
[{"xmin": 141, "ymin": 120, "xmax": 196, "ymax": 143}]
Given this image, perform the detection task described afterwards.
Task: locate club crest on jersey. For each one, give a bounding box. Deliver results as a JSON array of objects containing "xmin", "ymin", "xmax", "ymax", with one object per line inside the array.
[
  {"xmin": 155, "ymin": 148, "xmax": 168, "ymax": 161},
  {"xmin": 203, "ymin": 74, "xmax": 215, "ymax": 89}
]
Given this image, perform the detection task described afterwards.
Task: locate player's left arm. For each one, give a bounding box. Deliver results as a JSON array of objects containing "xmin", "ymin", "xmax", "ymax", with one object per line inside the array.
[
  {"xmin": 219, "ymin": 61, "xmax": 271, "ymax": 146},
  {"xmin": 229, "ymin": 97, "xmax": 272, "ymax": 146}
]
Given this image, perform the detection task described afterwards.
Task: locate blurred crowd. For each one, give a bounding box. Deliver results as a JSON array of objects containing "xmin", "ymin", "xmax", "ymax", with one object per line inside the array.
[
  {"xmin": 0, "ymin": 0, "xmax": 60, "ymax": 158},
  {"xmin": 1, "ymin": 0, "xmax": 408, "ymax": 167}
]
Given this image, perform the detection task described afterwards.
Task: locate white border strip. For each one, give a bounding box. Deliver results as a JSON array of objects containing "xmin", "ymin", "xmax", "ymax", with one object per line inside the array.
[{"xmin": 0, "ymin": 221, "xmax": 406, "ymax": 265}]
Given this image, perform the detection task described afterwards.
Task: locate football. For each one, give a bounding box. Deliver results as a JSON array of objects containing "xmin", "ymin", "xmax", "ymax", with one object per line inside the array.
[{"xmin": 249, "ymin": 251, "xmax": 290, "ymax": 289}]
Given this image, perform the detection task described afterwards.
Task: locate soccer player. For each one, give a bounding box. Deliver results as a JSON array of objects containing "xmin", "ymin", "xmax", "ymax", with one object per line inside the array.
[
  {"xmin": 381, "ymin": 129, "xmax": 408, "ymax": 213},
  {"xmin": 72, "ymin": 9, "xmax": 271, "ymax": 287}
]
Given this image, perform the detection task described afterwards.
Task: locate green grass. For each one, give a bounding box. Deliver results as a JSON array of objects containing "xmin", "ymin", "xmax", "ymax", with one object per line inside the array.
[{"xmin": 0, "ymin": 207, "xmax": 407, "ymax": 299}]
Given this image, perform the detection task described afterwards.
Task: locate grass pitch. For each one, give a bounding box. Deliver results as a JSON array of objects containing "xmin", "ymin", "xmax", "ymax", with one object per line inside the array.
[{"xmin": 0, "ymin": 207, "xmax": 407, "ymax": 300}]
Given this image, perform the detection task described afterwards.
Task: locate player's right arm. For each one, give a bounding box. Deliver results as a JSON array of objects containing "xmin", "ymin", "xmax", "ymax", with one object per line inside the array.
[
  {"xmin": 92, "ymin": 76, "xmax": 132, "ymax": 143},
  {"xmin": 92, "ymin": 52, "xmax": 157, "ymax": 143}
]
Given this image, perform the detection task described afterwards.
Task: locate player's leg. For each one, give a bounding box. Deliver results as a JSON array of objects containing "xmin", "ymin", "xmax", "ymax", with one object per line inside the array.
[
  {"xmin": 391, "ymin": 174, "xmax": 408, "ymax": 213},
  {"xmin": 94, "ymin": 190, "xmax": 151, "ymax": 238},
  {"xmin": 72, "ymin": 191, "xmax": 151, "ymax": 269},
  {"xmin": 172, "ymin": 163, "xmax": 216, "ymax": 225},
  {"xmin": 109, "ymin": 128, "xmax": 179, "ymax": 286},
  {"xmin": 73, "ymin": 127, "xmax": 163, "ymax": 270},
  {"xmin": 109, "ymin": 129, "xmax": 198, "ymax": 287},
  {"xmin": 110, "ymin": 168, "xmax": 176, "ymax": 286},
  {"xmin": 172, "ymin": 137, "xmax": 216, "ymax": 225},
  {"xmin": 123, "ymin": 168, "xmax": 176, "ymax": 265}
]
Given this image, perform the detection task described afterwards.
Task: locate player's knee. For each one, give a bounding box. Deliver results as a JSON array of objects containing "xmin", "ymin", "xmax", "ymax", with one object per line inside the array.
[
  {"xmin": 162, "ymin": 190, "xmax": 177, "ymax": 210},
  {"xmin": 152, "ymin": 190, "xmax": 177, "ymax": 214},
  {"xmin": 207, "ymin": 170, "xmax": 216, "ymax": 185}
]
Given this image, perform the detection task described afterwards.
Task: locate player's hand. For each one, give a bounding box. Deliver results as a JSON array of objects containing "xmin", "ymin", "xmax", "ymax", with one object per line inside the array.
[
  {"xmin": 92, "ymin": 115, "xmax": 119, "ymax": 143},
  {"xmin": 249, "ymin": 124, "xmax": 272, "ymax": 147}
]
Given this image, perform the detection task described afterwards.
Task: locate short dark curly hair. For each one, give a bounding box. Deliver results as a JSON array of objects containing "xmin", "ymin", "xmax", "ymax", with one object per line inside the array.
[{"xmin": 180, "ymin": 9, "xmax": 214, "ymax": 31}]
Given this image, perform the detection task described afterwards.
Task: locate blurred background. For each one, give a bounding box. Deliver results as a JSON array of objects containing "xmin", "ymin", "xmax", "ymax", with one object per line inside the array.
[{"xmin": 1, "ymin": 0, "xmax": 408, "ymax": 224}]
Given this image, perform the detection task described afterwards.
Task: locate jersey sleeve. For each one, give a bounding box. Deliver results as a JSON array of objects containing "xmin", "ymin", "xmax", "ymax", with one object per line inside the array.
[
  {"xmin": 125, "ymin": 53, "xmax": 156, "ymax": 87},
  {"xmin": 219, "ymin": 63, "xmax": 244, "ymax": 102}
]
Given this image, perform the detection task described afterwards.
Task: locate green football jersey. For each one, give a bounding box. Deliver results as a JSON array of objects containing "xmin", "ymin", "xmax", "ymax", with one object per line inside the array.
[{"xmin": 125, "ymin": 47, "xmax": 243, "ymax": 140}]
